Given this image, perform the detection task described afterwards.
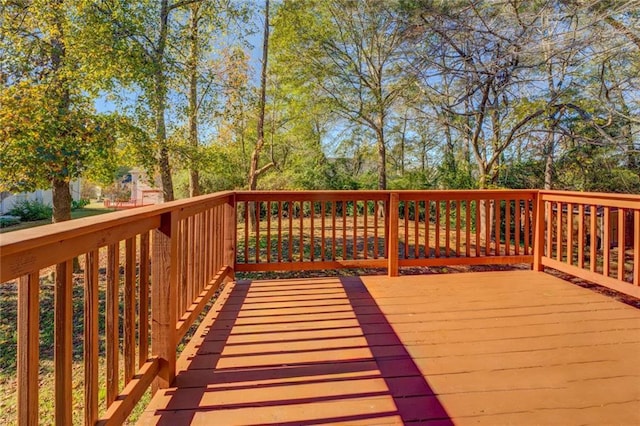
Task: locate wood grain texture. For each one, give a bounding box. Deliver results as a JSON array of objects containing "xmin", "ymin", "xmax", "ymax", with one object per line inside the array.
[
  {"xmin": 124, "ymin": 238, "xmax": 136, "ymax": 382},
  {"xmin": 139, "ymin": 271, "xmax": 640, "ymax": 426},
  {"xmin": 55, "ymin": 260, "xmax": 72, "ymax": 426},
  {"xmin": 151, "ymin": 212, "xmax": 178, "ymax": 391},
  {"xmin": 106, "ymin": 244, "xmax": 119, "ymax": 406},
  {"xmin": 388, "ymin": 193, "xmax": 399, "ymax": 277},
  {"xmin": 635, "ymin": 210, "xmax": 640, "ymax": 287},
  {"xmin": 139, "ymin": 233, "xmax": 150, "ymax": 366},
  {"xmin": 17, "ymin": 272, "xmax": 39, "ymax": 426},
  {"xmin": 84, "ymin": 250, "xmax": 99, "ymax": 425}
]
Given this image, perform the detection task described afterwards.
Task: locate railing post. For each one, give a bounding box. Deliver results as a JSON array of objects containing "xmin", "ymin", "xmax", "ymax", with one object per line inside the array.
[
  {"xmin": 533, "ymin": 191, "xmax": 545, "ymax": 271},
  {"xmin": 224, "ymin": 194, "xmax": 237, "ymax": 281},
  {"xmin": 388, "ymin": 192, "xmax": 399, "ymax": 277},
  {"xmin": 151, "ymin": 211, "xmax": 178, "ymax": 392}
]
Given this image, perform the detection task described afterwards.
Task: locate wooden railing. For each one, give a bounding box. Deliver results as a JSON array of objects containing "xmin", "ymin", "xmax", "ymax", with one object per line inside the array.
[
  {"xmin": 534, "ymin": 190, "xmax": 640, "ymax": 298},
  {"xmin": 236, "ymin": 190, "xmax": 536, "ymax": 275},
  {"xmin": 0, "ymin": 192, "xmax": 235, "ymax": 426},
  {"xmin": 0, "ymin": 188, "xmax": 638, "ymax": 425}
]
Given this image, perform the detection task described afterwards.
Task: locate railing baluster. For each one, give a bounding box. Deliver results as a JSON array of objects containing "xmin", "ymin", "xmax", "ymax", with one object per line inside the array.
[
  {"xmin": 106, "ymin": 244, "xmax": 119, "ymax": 407},
  {"xmin": 256, "ymin": 201, "xmax": 261, "ymax": 263},
  {"xmin": 618, "ymin": 208, "xmax": 625, "ymax": 280},
  {"xmin": 465, "ymin": 200, "xmax": 471, "ymax": 258},
  {"xmin": 180, "ymin": 220, "xmax": 187, "ymax": 313},
  {"xmin": 55, "ymin": 260, "xmax": 72, "ymax": 426},
  {"xmin": 546, "ymin": 201, "xmax": 552, "ymax": 259},
  {"xmin": 195, "ymin": 213, "xmax": 202, "ymax": 296},
  {"xmin": 445, "ymin": 201, "xmax": 451, "ymax": 257},
  {"xmin": 388, "ymin": 193, "xmax": 399, "ymax": 276},
  {"xmin": 332, "ymin": 201, "xmax": 337, "ymax": 261},
  {"xmin": 363, "ymin": 201, "xmax": 368, "ymax": 259},
  {"xmin": 354, "ymin": 200, "xmax": 359, "ymax": 259},
  {"xmin": 310, "ymin": 201, "xmax": 314, "ymax": 261},
  {"xmin": 603, "ymin": 207, "xmax": 611, "ymax": 277},
  {"xmin": 556, "ymin": 202, "xmax": 562, "ymax": 262},
  {"xmin": 342, "ymin": 201, "xmax": 347, "ymax": 260},
  {"xmin": 505, "ymin": 199, "xmax": 511, "ymax": 256},
  {"xmin": 425, "ymin": 200, "xmax": 430, "ymax": 258},
  {"xmin": 278, "ymin": 201, "xmax": 283, "ymax": 263},
  {"xmin": 495, "ymin": 199, "xmax": 501, "ymax": 256},
  {"xmin": 244, "ymin": 201, "xmax": 249, "ymax": 263},
  {"xmin": 85, "ymin": 250, "xmax": 99, "ymax": 425},
  {"xmin": 374, "ymin": 201, "xmax": 379, "ymax": 259},
  {"xmin": 403, "ymin": 201, "xmax": 409, "ymax": 259},
  {"xmin": 634, "ymin": 210, "xmax": 640, "ymax": 286},
  {"xmin": 288, "ymin": 201, "xmax": 293, "ymax": 262},
  {"xmin": 567, "ymin": 203, "xmax": 573, "ymax": 266},
  {"xmin": 484, "ymin": 200, "xmax": 491, "ymax": 256},
  {"xmin": 578, "ymin": 204, "xmax": 585, "ymax": 268},
  {"xmin": 321, "ymin": 202, "xmax": 326, "ymax": 261},
  {"xmin": 524, "ymin": 199, "xmax": 531, "ymax": 255},
  {"xmin": 125, "ymin": 238, "xmax": 136, "ymax": 380},
  {"xmin": 435, "ymin": 201, "xmax": 441, "ymax": 258},
  {"xmin": 590, "ymin": 205, "xmax": 597, "ymax": 273},
  {"xmin": 414, "ymin": 200, "xmax": 419, "ymax": 259},
  {"xmin": 475, "ymin": 200, "xmax": 480, "ymax": 257},
  {"xmin": 139, "ymin": 233, "xmax": 150, "ymax": 365},
  {"xmin": 266, "ymin": 201, "xmax": 272, "ymax": 263},
  {"xmin": 455, "ymin": 200, "xmax": 461, "ymax": 257},
  {"xmin": 514, "ymin": 199, "xmax": 521, "ymax": 256},
  {"xmin": 18, "ymin": 271, "xmax": 40, "ymax": 426},
  {"xmin": 300, "ymin": 201, "xmax": 304, "ymax": 262}
]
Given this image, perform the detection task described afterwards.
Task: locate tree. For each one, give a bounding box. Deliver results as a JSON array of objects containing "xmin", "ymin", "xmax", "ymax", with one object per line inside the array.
[
  {"xmin": 272, "ymin": 0, "xmax": 413, "ymax": 190},
  {"xmin": 0, "ymin": 0, "xmax": 120, "ymax": 222},
  {"xmin": 247, "ymin": 0, "xmax": 274, "ymax": 192}
]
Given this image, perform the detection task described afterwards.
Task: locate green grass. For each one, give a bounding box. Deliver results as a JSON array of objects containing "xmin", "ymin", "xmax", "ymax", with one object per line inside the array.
[{"xmin": 0, "ymin": 204, "xmax": 114, "ymax": 233}]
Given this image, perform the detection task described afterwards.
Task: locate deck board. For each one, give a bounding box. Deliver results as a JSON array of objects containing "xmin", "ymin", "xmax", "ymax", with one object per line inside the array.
[{"xmin": 138, "ymin": 271, "xmax": 640, "ymax": 425}]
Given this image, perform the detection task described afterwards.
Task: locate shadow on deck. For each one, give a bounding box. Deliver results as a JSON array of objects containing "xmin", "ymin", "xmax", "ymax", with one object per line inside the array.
[{"xmin": 139, "ymin": 270, "xmax": 640, "ymax": 425}]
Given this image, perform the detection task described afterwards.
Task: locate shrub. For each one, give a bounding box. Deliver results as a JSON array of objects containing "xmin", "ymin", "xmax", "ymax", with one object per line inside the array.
[
  {"xmin": 8, "ymin": 199, "xmax": 53, "ymax": 221},
  {"xmin": 0, "ymin": 216, "xmax": 20, "ymax": 228},
  {"xmin": 71, "ymin": 198, "xmax": 90, "ymax": 210}
]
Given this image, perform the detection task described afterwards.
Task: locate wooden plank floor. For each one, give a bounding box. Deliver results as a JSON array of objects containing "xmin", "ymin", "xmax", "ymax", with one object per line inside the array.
[{"xmin": 138, "ymin": 271, "xmax": 640, "ymax": 425}]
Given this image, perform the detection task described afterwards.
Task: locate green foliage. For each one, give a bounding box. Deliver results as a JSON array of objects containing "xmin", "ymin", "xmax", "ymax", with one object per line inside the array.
[
  {"xmin": 0, "ymin": 217, "xmax": 21, "ymax": 228},
  {"xmin": 71, "ymin": 199, "xmax": 90, "ymax": 210},
  {"xmin": 8, "ymin": 200, "xmax": 53, "ymax": 222},
  {"xmin": 555, "ymin": 145, "xmax": 640, "ymax": 193}
]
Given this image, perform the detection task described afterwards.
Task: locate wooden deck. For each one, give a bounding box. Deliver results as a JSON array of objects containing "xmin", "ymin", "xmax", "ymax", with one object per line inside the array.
[{"xmin": 138, "ymin": 270, "xmax": 640, "ymax": 425}]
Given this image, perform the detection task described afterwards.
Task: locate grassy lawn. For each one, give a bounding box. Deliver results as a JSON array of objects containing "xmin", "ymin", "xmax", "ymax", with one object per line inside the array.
[{"xmin": 0, "ymin": 202, "xmax": 114, "ymax": 234}]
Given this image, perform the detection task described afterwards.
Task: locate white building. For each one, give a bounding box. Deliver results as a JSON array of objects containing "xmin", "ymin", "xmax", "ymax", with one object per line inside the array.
[{"xmin": 0, "ymin": 179, "xmax": 82, "ymax": 214}]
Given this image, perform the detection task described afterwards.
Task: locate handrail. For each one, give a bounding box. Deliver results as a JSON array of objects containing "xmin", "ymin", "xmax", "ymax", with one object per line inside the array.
[
  {"xmin": 1, "ymin": 191, "xmax": 236, "ymax": 426},
  {"xmin": 1, "ymin": 188, "xmax": 638, "ymax": 425},
  {"xmin": 235, "ymin": 189, "xmax": 537, "ymax": 276},
  {"xmin": 536, "ymin": 191, "xmax": 640, "ymax": 298}
]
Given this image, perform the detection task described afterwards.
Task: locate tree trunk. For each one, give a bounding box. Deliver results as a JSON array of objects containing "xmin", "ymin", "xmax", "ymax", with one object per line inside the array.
[
  {"xmin": 248, "ymin": 0, "xmax": 271, "ymax": 231},
  {"xmin": 376, "ymin": 122, "xmax": 387, "ymax": 190},
  {"xmin": 52, "ymin": 178, "xmax": 72, "ymax": 223},
  {"xmin": 155, "ymin": 0, "xmax": 174, "ymax": 202},
  {"xmin": 544, "ymin": 143, "xmax": 554, "ymax": 189},
  {"xmin": 188, "ymin": 3, "xmax": 201, "ymax": 197}
]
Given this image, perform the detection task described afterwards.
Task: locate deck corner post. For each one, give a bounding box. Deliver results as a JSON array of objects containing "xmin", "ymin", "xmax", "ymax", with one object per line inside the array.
[
  {"xmin": 533, "ymin": 191, "xmax": 545, "ymax": 272},
  {"xmin": 224, "ymin": 194, "xmax": 237, "ymax": 282},
  {"xmin": 388, "ymin": 192, "xmax": 399, "ymax": 277},
  {"xmin": 151, "ymin": 211, "xmax": 178, "ymax": 391}
]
